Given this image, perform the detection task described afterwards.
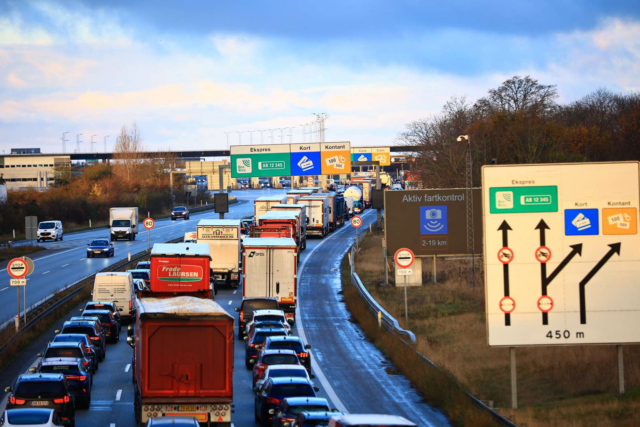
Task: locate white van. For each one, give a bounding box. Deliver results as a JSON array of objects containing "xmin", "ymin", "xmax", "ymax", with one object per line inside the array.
[
  {"xmin": 37, "ymin": 220, "xmax": 63, "ymax": 242},
  {"xmin": 329, "ymin": 415, "xmax": 417, "ymax": 427},
  {"xmin": 92, "ymin": 272, "xmax": 134, "ymax": 322}
]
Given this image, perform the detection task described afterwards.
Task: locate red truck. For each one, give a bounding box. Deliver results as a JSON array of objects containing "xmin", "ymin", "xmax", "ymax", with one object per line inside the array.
[
  {"xmin": 146, "ymin": 243, "xmax": 213, "ymax": 299},
  {"xmin": 129, "ymin": 296, "xmax": 234, "ymax": 426},
  {"xmin": 250, "ymin": 225, "xmax": 293, "ymax": 239},
  {"xmin": 257, "ymin": 211, "xmax": 307, "ymax": 252}
]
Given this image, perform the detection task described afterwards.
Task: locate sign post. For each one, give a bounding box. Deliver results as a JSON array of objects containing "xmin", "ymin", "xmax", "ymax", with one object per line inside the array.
[
  {"xmin": 351, "ymin": 215, "xmax": 363, "ymax": 250},
  {"xmin": 8, "ymin": 258, "xmax": 29, "ymax": 328},
  {"xmin": 25, "ymin": 216, "xmax": 37, "ymax": 245},
  {"xmin": 143, "ymin": 218, "xmax": 155, "ymax": 250},
  {"xmin": 394, "ymin": 248, "xmax": 415, "ymax": 327}
]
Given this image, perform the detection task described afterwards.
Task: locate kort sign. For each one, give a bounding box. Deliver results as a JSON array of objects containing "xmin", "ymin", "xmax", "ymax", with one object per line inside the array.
[
  {"xmin": 143, "ymin": 218, "xmax": 155, "ymax": 230},
  {"xmin": 350, "ymin": 216, "xmax": 363, "ymax": 228},
  {"xmin": 7, "ymin": 258, "xmax": 28, "ymax": 279},
  {"xmin": 394, "ymin": 248, "xmax": 415, "ymax": 268}
]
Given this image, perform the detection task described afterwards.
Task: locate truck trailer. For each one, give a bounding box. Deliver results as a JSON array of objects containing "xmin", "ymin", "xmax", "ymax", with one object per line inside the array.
[
  {"xmin": 110, "ymin": 207, "xmax": 139, "ymax": 241},
  {"xmin": 254, "ymin": 196, "xmax": 286, "ymax": 221},
  {"xmin": 130, "ymin": 296, "xmax": 234, "ymax": 426},
  {"xmin": 147, "ymin": 243, "xmax": 213, "ymax": 299},
  {"xmin": 197, "ymin": 219, "xmax": 242, "ymax": 288},
  {"xmin": 298, "ymin": 196, "xmax": 329, "ymax": 237},
  {"xmin": 258, "ymin": 210, "xmax": 306, "ymax": 252}
]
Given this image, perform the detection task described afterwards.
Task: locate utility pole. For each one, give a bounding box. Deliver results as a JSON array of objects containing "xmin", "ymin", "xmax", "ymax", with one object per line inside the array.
[
  {"xmin": 459, "ymin": 134, "xmax": 476, "ymax": 287},
  {"xmin": 76, "ymin": 134, "xmax": 83, "ymax": 153},
  {"xmin": 103, "ymin": 135, "xmax": 109, "ymax": 153},
  {"xmin": 91, "ymin": 134, "xmax": 97, "ymax": 153}
]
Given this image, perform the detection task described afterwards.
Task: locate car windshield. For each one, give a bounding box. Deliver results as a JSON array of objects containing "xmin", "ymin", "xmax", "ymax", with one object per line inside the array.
[
  {"xmin": 112, "ymin": 220, "xmax": 130, "ymax": 227},
  {"xmin": 91, "ymin": 240, "xmax": 108, "ymax": 246},
  {"xmin": 39, "ymin": 222, "xmax": 55, "ymax": 229},
  {"xmin": 174, "ymin": 207, "xmax": 186, "ymax": 211},
  {"xmin": 264, "ymin": 354, "xmax": 298, "ymax": 365},
  {"xmin": 243, "ymin": 300, "xmax": 278, "ymax": 314},
  {"xmin": 62, "ymin": 326, "xmax": 95, "ymax": 337},
  {"xmin": 16, "ymin": 382, "xmax": 65, "ymax": 397},
  {"xmin": 269, "ymin": 342, "xmax": 304, "ymax": 352},
  {"xmin": 289, "ymin": 405, "xmax": 330, "ymax": 415},
  {"xmin": 268, "ymin": 369, "xmax": 307, "ymax": 379},
  {"xmin": 131, "ymin": 272, "xmax": 149, "ymax": 279},
  {"xmin": 45, "ymin": 348, "xmax": 82, "ymax": 358},
  {"xmin": 40, "ymin": 365, "xmax": 78, "ymax": 375},
  {"xmin": 272, "ymin": 384, "xmax": 314, "ymax": 397},
  {"xmin": 7, "ymin": 410, "xmax": 52, "ymax": 425}
]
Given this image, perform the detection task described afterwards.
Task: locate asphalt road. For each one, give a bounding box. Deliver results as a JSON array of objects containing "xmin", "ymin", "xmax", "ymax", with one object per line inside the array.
[{"xmin": 0, "ymin": 194, "xmax": 449, "ymax": 426}]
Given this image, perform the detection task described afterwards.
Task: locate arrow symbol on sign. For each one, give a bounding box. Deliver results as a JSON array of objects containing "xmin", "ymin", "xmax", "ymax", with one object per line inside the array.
[
  {"xmin": 543, "ymin": 244, "xmax": 582, "ymax": 286},
  {"xmin": 498, "ymin": 221, "xmax": 513, "ymax": 326},
  {"xmin": 579, "ymin": 243, "xmax": 621, "ymax": 325},
  {"xmin": 535, "ymin": 219, "xmax": 549, "ymax": 246}
]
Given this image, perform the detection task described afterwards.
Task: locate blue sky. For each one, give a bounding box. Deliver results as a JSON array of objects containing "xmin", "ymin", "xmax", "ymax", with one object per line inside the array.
[{"xmin": 1, "ymin": 0, "xmax": 639, "ymax": 153}]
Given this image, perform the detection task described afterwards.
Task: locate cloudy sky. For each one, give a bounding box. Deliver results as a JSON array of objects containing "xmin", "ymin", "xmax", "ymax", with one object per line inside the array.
[{"xmin": 1, "ymin": 0, "xmax": 639, "ymax": 154}]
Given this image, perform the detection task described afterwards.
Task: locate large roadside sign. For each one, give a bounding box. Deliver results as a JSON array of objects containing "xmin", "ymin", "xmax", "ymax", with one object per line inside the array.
[
  {"xmin": 351, "ymin": 147, "xmax": 372, "ymax": 163},
  {"xmin": 483, "ymin": 162, "xmax": 640, "ymax": 347},
  {"xmin": 231, "ymin": 144, "xmax": 292, "ymax": 178},
  {"xmin": 384, "ymin": 189, "xmax": 482, "ymax": 255},
  {"xmin": 320, "ymin": 142, "xmax": 351, "ymax": 175},
  {"xmin": 291, "ymin": 143, "xmax": 322, "ymax": 175},
  {"xmin": 350, "ymin": 147, "xmax": 391, "ymax": 166}
]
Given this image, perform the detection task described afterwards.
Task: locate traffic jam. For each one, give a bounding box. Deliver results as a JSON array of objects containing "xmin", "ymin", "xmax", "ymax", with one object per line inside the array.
[{"xmin": 3, "ymin": 181, "xmax": 418, "ymax": 427}]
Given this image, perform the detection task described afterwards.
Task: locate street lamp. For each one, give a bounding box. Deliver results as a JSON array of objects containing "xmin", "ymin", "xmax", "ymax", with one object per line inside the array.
[
  {"xmin": 224, "ymin": 132, "xmax": 231, "ymax": 149},
  {"xmin": 91, "ymin": 134, "xmax": 97, "ymax": 153},
  {"xmin": 236, "ymin": 131, "xmax": 244, "ymax": 145},
  {"xmin": 104, "ymin": 135, "xmax": 109, "ymax": 153},
  {"xmin": 76, "ymin": 134, "xmax": 83, "ymax": 153}
]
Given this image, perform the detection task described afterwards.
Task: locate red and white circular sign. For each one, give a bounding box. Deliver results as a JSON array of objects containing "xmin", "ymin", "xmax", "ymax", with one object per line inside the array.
[
  {"xmin": 499, "ymin": 296, "xmax": 516, "ymax": 314},
  {"xmin": 7, "ymin": 258, "xmax": 29, "ymax": 279},
  {"xmin": 537, "ymin": 295, "xmax": 554, "ymax": 313},
  {"xmin": 143, "ymin": 218, "xmax": 155, "ymax": 230},
  {"xmin": 535, "ymin": 246, "xmax": 552, "ymax": 263},
  {"xmin": 350, "ymin": 216, "xmax": 363, "ymax": 228},
  {"xmin": 394, "ymin": 248, "xmax": 415, "ymax": 268},
  {"xmin": 497, "ymin": 247, "xmax": 514, "ymax": 264}
]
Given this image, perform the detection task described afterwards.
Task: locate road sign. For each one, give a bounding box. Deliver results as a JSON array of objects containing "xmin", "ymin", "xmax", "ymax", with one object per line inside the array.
[
  {"xmin": 372, "ymin": 147, "xmax": 391, "ymax": 166},
  {"xmin": 23, "ymin": 257, "xmax": 35, "ymax": 276},
  {"xmin": 231, "ymin": 144, "xmax": 292, "ymax": 178},
  {"xmin": 350, "ymin": 216, "xmax": 363, "ymax": 228},
  {"xmin": 351, "ymin": 147, "xmax": 372, "ymax": 163},
  {"xmin": 396, "ymin": 268, "xmax": 413, "ymax": 276},
  {"xmin": 483, "ymin": 162, "xmax": 640, "ymax": 346},
  {"xmin": 291, "ymin": 144, "xmax": 322, "ymax": 175},
  {"xmin": 394, "ymin": 248, "xmax": 415, "ymax": 268},
  {"xmin": 10, "ymin": 278, "xmax": 26, "ymax": 287},
  {"xmin": 143, "ymin": 218, "xmax": 155, "ymax": 230},
  {"xmin": 320, "ymin": 142, "xmax": 351, "ymax": 175},
  {"xmin": 384, "ymin": 189, "xmax": 483, "ymax": 255},
  {"xmin": 7, "ymin": 258, "xmax": 28, "ymax": 279}
]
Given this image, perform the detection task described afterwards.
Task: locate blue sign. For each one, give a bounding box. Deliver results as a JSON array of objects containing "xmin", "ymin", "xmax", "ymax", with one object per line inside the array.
[
  {"xmin": 564, "ymin": 209, "xmax": 599, "ymax": 236},
  {"xmin": 352, "ymin": 153, "xmax": 372, "ymax": 162},
  {"xmin": 420, "ymin": 205, "xmax": 448, "ymax": 235},
  {"xmin": 290, "ymin": 151, "xmax": 322, "ymax": 176}
]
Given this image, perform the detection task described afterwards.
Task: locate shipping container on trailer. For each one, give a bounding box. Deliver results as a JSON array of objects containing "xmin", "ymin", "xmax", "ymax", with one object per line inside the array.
[
  {"xmin": 197, "ymin": 219, "xmax": 242, "ymax": 288},
  {"xmin": 242, "ymin": 237, "xmax": 298, "ymax": 324},
  {"xmin": 130, "ymin": 296, "xmax": 234, "ymax": 426},
  {"xmin": 148, "ymin": 243, "xmax": 213, "ymax": 299},
  {"xmin": 258, "ymin": 211, "xmax": 306, "ymax": 252},
  {"xmin": 270, "ymin": 204, "xmax": 307, "ymax": 242},
  {"xmin": 298, "ymin": 195, "xmax": 329, "ymax": 237},
  {"xmin": 254, "ymin": 196, "xmax": 286, "ymax": 221}
]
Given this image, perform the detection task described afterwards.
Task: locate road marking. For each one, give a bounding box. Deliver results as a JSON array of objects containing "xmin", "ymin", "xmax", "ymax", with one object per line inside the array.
[
  {"xmin": 42, "ymin": 271, "xmax": 50, "ymax": 275},
  {"xmin": 227, "ymin": 300, "xmax": 232, "ymax": 305},
  {"xmin": 110, "ymin": 424, "xmax": 116, "ymax": 427},
  {"xmin": 79, "ymin": 258, "xmax": 86, "ymax": 261},
  {"xmin": 233, "ymin": 290, "xmax": 237, "ymax": 295},
  {"xmin": 115, "ymin": 389, "xmax": 122, "ymax": 401},
  {"xmin": 125, "ymin": 364, "xmax": 131, "ymax": 372},
  {"xmin": 0, "ymin": 287, "xmax": 8, "ymax": 292},
  {"xmin": 61, "ymin": 264, "xmax": 69, "ymax": 267}
]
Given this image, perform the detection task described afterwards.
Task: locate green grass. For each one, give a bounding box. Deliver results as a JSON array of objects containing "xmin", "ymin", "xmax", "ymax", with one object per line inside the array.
[{"xmin": 0, "ymin": 245, "xmax": 46, "ymax": 262}]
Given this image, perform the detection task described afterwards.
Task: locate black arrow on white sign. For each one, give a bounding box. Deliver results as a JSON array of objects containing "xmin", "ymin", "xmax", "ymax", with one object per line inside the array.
[{"xmin": 579, "ymin": 243, "xmax": 621, "ymax": 325}]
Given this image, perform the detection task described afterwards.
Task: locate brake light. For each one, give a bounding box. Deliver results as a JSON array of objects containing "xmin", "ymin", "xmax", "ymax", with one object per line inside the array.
[
  {"xmin": 90, "ymin": 337, "xmax": 99, "ymax": 341},
  {"xmin": 240, "ymin": 312, "xmax": 244, "ymax": 322},
  {"xmin": 129, "ymin": 301, "xmax": 132, "ymax": 311},
  {"xmin": 86, "ymin": 348, "xmax": 92, "ymax": 353},
  {"xmin": 53, "ymin": 396, "xmax": 70, "ymax": 404},
  {"xmin": 298, "ymin": 352, "xmax": 309, "ymax": 358},
  {"xmin": 281, "ymin": 297, "xmax": 294, "ymax": 303},
  {"xmin": 66, "ymin": 376, "xmax": 86, "ymax": 381},
  {"xmin": 9, "ymin": 397, "xmax": 26, "ymax": 405},
  {"xmin": 103, "ymin": 323, "xmax": 113, "ymax": 327},
  {"xmin": 82, "ymin": 361, "xmax": 89, "ymax": 366},
  {"xmin": 249, "ymin": 343, "xmax": 256, "ymax": 348},
  {"xmin": 266, "ymin": 397, "xmax": 280, "ymax": 405}
]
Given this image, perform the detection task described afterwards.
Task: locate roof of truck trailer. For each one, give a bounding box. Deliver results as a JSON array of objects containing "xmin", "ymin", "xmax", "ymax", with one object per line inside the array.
[
  {"xmin": 242, "ymin": 237, "xmax": 297, "ymax": 247},
  {"xmin": 331, "ymin": 415, "xmax": 417, "ymax": 426},
  {"xmin": 271, "ymin": 204, "xmax": 306, "ymax": 209},
  {"xmin": 259, "ymin": 212, "xmax": 299, "ymax": 220},
  {"xmin": 151, "ymin": 243, "xmax": 211, "ymax": 258},
  {"xmin": 255, "ymin": 196, "xmax": 286, "ymax": 201},
  {"xmin": 138, "ymin": 296, "xmax": 232, "ymax": 317},
  {"xmin": 197, "ymin": 219, "xmax": 241, "ymax": 226}
]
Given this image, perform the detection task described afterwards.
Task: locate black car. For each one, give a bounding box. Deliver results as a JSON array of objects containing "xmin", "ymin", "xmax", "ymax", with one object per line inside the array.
[
  {"xmin": 5, "ymin": 374, "xmax": 76, "ymax": 427},
  {"xmin": 80, "ymin": 310, "xmax": 120, "ymax": 343},
  {"xmin": 252, "ymin": 349, "xmax": 300, "ymax": 387},
  {"xmin": 59, "ymin": 320, "xmax": 106, "ymax": 361},
  {"xmin": 84, "ymin": 301, "xmax": 122, "ymax": 326},
  {"xmin": 1, "ymin": 408, "xmax": 66, "ymax": 426},
  {"xmin": 294, "ymin": 410, "xmax": 346, "ymax": 427},
  {"xmin": 273, "ymin": 397, "xmax": 332, "ymax": 427},
  {"xmin": 38, "ymin": 342, "xmax": 95, "ymax": 375},
  {"xmin": 241, "ymin": 218, "xmax": 255, "ymax": 236},
  {"xmin": 86, "ymin": 240, "xmax": 114, "ymax": 258},
  {"xmin": 171, "ymin": 206, "xmax": 189, "ymax": 220},
  {"xmin": 245, "ymin": 327, "xmax": 289, "ymax": 369},
  {"xmin": 236, "ymin": 297, "xmax": 280, "ymax": 340},
  {"xmin": 254, "ymin": 377, "xmax": 319, "ymax": 427},
  {"xmin": 264, "ymin": 336, "xmax": 312, "ymax": 372},
  {"xmin": 51, "ymin": 334, "xmax": 99, "ymax": 371},
  {"xmin": 33, "ymin": 358, "xmax": 93, "ymax": 409}
]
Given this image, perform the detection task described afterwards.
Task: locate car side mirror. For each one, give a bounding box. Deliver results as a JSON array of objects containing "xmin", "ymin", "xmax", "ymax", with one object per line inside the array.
[
  {"xmin": 132, "ymin": 224, "xmax": 136, "ymax": 228},
  {"xmin": 87, "ymin": 243, "xmax": 90, "ymax": 246},
  {"xmin": 313, "ymin": 386, "xmax": 320, "ymax": 392},
  {"xmin": 28, "ymin": 367, "xmax": 36, "ymax": 373},
  {"xmin": 268, "ymin": 409, "xmax": 275, "ymax": 415},
  {"xmin": 54, "ymin": 330, "xmax": 60, "ymax": 334},
  {"xmin": 37, "ymin": 353, "xmax": 43, "ymax": 357},
  {"xmin": 243, "ymin": 336, "xmax": 248, "ymax": 341},
  {"xmin": 305, "ymin": 344, "xmax": 311, "ymax": 350},
  {"xmin": 4, "ymin": 386, "xmax": 11, "ymax": 393},
  {"xmin": 234, "ymin": 307, "xmax": 239, "ymax": 312},
  {"xmin": 126, "ymin": 336, "xmax": 134, "ymax": 348}
]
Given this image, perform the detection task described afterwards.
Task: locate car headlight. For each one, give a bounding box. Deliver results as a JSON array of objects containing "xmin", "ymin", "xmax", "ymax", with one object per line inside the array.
[{"xmin": 103, "ymin": 248, "xmax": 109, "ymax": 251}]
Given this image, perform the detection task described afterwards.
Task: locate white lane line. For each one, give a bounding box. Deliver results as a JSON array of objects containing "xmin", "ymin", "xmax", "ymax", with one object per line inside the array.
[
  {"xmin": 0, "ymin": 287, "xmax": 8, "ymax": 292},
  {"xmin": 227, "ymin": 300, "xmax": 232, "ymax": 305},
  {"xmin": 61, "ymin": 264, "xmax": 69, "ymax": 267},
  {"xmin": 125, "ymin": 364, "xmax": 131, "ymax": 372},
  {"xmin": 295, "ymin": 209, "xmax": 376, "ymax": 415},
  {"xmin": 233, "ymin": 290, "xmax": 237, "ymax": 295},
  {"xmin": 79, "ymin": 258, "xmax": 86, "ymax": 261},
  {"xmin": 110, "ymin": 423, "xmax": 116, "ymax": 427},
  {"xmin": 42, "ymin": 271, "xmax": 50, "ymax": 275},
  {"xmin": 115, "ymin": 389, "xmax": 122, "ymax": 401}
]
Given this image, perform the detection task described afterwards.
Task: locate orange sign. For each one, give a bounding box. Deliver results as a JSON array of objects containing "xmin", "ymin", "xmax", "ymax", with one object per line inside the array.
[
  {"xmin": 320, "ymin": 142, "xmax": 351, "ymax": 174},
  {"xmin": 602, "ymin": 208, "xmax": 637, "ymax": 235}
]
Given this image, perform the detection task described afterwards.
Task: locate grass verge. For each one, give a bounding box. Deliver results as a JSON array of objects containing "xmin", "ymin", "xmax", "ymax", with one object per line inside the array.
[{"xmin": 0, "ymin": 245, "xmax": 46, "ymax": 262}]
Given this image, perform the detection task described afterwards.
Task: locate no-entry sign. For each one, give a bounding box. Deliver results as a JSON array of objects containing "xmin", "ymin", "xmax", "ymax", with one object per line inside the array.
[
  {"xmin": 143, "ymin": 218, "xmax": 155, "ymax": 230},
  {"xmin": 7, "ymin": 258, "xmax": 28, "ymax": 279},
  {"xmin": 350, "ymin": 216, "xmax": 363, "ymax": 228},
  {"xmin": 394, "ymin": 248, "xmax": 415, "ymax": 268}
]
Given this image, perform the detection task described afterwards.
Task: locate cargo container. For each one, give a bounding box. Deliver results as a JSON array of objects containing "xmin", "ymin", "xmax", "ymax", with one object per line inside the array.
[
  {"xmin": 242, "ymin": 238, "xmax": 298, "ymax": 324},
  {"xmin": 285, "ymin": 194, "xmax": 299, "ymax": 204},
  {"xmin": 197, "ymin": 219, "xmax": 242, "ymax": 288},
  {"xmin": 298, "ymin": 195, "xmax": 329, "ymax": 237},
  {"xmin": 110, "ymin": 207, "xmax": 139, "ymax": 241},
  {"xmin": 344, "ymin": 197, "xmax": 354, "ymax": 217},
  {"xmin": 309, "ymin": 192, "xmax": 341, "ymax": 231},
  {"xmin": 298, "ymin": 186, "xmax": 322, "ymax": 193},
  {"xmin": 254, "ymin": 196, "xmax": 286, "ymax": 221},
  {"xmin": 148, "ymin": 243, "xmax": 213, "ymax": 298},
  {"xmin": 334, "ymin": 194, "xmax": 347, "ymax": 227},
  {"xmin": 286, "ymin": 190, "xmax": 314, "ymax": 204},
  {"xmin": 258, "ymin": 209, "xmax": 306, "ymax": 251},
  {"xmin": 130, "ymin": 296, "xmax": 234, "ymax": 426}
]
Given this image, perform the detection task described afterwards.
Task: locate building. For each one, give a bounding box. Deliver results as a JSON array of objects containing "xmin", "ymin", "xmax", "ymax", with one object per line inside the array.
[
  {"xmin": 10, "ymin": 148, "xmax": 41, "ymax": 154},
  {"xmin": 0, "ymin": 154, "xmax": 71, "ymax": 190}
]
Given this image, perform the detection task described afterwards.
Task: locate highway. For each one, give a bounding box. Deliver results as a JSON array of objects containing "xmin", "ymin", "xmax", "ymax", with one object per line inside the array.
[{"xmin": 0, "ymin": 190, "xmax": 449, "ymax": 426}]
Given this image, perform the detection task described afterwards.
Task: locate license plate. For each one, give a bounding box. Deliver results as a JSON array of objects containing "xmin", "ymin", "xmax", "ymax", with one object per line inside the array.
[
  {"xmin": 179, "ymin": 406, "xmax": 197, "ymax": 411},
  {"xmin": 94, "ymin": 250, "xmax": 101, "ymax": 253},
  {"xmin": 32, "ymin": 401, "xmax": 49, "ymax": 406}
]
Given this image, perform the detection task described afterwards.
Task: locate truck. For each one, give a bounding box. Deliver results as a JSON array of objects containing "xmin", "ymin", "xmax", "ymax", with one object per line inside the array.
[
  {"xmin": 344, "ymin": 186, "xmax": 363, "ymax": 214},
  {"xmin": 130, "ymin": 296, "xmax": 234, "ymax": 426},
  {"xmin": 270, "ymin": 203, "xmax": 307, "ymax": 238},
  {"xmin": 333, "ymin": 194, "xmax": 347, "ymax": 227},
  {"xmin": 110, "ymin": 207, "xmax": 139, "ymax": 241},
  {"xmin": 286, "ymin": 190, "xmax": 314, "ymax": 204},
  {"xmin": 359, "ymin": 180, "xmax": 374, "ymax": 208},
  {"xmin": 197, "ymin": 219, "xmax": 242, "ymax": 288},
  {"xmin": 309, "ymin": 192, "xmax": 342, "ymax": 231},
  {"xmin": 298, "ymin": 195, "xmax": 329, "ymax": 237},
  {"xmin": 242, "ymin": 237, "xmax": 298, "ymax": 324},
  {"xmin": 147, "ymin": 243, "xmax": 213, "ymax": 299},
  {"xmin": 257, "ymin": 211, "xmax": 306, "ymax": 252},
  {"xmin": 344, "ymin": 196, "xmax": 354, "ymax": 217},
  {"xmin": 254, "ymin": 196, "xmax": 286, "ymax": 221}
]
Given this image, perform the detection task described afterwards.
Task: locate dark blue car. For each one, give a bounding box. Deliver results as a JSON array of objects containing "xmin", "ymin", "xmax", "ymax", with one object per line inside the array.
[
  {"xmin": 87, "ymin": 240, "xmax": 114, "ymax": 258},
  {"xmin": 33, "ymin": 358, "xmax": 92, "ymax": 409},
  {"xmin": 254, "ymin": 377, "xmax": 319, "ymax": 427},
  {"xmin": 272, "ymin": 397, "xmax": 332, "ymax": 427},
  {"xmin": 295, "ymin": 410, "xmax": 346, "ymax": 427}
]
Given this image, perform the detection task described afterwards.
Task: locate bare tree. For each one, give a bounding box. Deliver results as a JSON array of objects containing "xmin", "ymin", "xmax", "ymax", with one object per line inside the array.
[
  {"xmin": 475, "ymin": 75, "xmax": 558, "ymax": 116},
  {"xmin": 113, "ymin": 123, "xmax": 144, "ymax": 182}
]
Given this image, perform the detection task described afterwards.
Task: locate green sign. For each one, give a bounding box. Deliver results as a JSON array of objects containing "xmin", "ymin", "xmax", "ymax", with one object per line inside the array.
[
  {"xmin": 489, "ymin": 186, "xmax": 558, "ymax": 214},
  {"xmin": 231, "ymin": 145, "xmax": 292, "ymax": 178}
]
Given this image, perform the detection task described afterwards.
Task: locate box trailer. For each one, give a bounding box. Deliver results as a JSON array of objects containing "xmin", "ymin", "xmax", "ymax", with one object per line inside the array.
[
  {"xmin": 254, "ymin": 196, "xmax": 286, "ymax": 221},
  {"xmin": 110, "ymin": 207, "xmax": 139, "ymax": 241},
  {"xmin": 197, "ymin": 219, "xmax": 242, "ymax": 288},
  {"xmin": 130, "ymin": 296, "xmax": 234, "ymax": 426},
  {"xmin": 286, "ymin": 190, "xmax": 314, "ymax": 204},
  {"xmin": 270, "ymin": 204, "xmax": 307, "ymax": 237},
  {"xmin": 242, "ymin": 237, "xmax": 298, "ymax": 324},
  {"xmin": 309, "ymin": 192, "xmax": 340, "ymax": 231},
  {"xmin": 258, "ymin": 210, "xmax": 306, "ymax": 252},
  {"xmin": 298, "ymin": 195, "xmax": 329, "ymax": 237},
  {"xmin": 148, "ymin": 243, "xmax": 213, "ymax": 299}
]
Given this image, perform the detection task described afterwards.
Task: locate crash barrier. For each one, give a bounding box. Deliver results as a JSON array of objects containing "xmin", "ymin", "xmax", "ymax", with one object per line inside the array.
[{"xmin": 347, "ymin": 232, "xmax": 518, "ymax": 427}]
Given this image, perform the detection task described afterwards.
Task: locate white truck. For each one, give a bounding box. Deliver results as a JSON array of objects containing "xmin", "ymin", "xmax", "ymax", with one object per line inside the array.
[
  {"xmin": 298, "ymin": 195, "xmax": 329, "ymax": 237},
  {"xmin": 254, "ymin": 196, "xmax": 286, "ymax": 221},
  {"xmin": 286, "ymin": 190, "xmax": 314, "ymax": 204},
  {"xmin": 110, "ymin": 207, "xmax": 139, "ymax": 241},
  {"xmin": 197, "ymin": 219, "xmax": 242, "ymax": 287},
  {"xmin": 242, "ymin": 237, "xmax": 298, "ymax": 324}
]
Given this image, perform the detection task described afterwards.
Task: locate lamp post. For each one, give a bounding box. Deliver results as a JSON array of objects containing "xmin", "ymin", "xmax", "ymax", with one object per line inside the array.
[
  {"xmin": 103, "ymin": 135, "xmax": 109, "ymax": 153},
  {"xmin": 90, "ymin": 134, "xmax": 97, "ymax": 153},
  {"xmin": 224, "ymin": 132, "xmax": 231, "ymax": 149},
  {"xmin": 76, "ymin": 134, "xmax": 83, "ymax": 153},
  {"xmin": 61, "ymin": 131, "xmax": 69, "ymax": 154}
]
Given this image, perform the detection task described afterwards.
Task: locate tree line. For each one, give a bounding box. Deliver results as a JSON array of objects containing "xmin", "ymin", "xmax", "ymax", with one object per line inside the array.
[{"xmin": 398, "ymin": 76, "xmax": 640, "ymax": 188}]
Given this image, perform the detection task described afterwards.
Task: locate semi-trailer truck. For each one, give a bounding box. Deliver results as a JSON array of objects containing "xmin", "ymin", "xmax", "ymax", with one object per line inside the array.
[
  {"xmin": 110, "ymin": 207, "xmax": 139, "ymax": 241},
  {"xmin": 254, "ymin": 196, "xmax": 286, "ymax": 221},
  {"xmin": 147, "ymin": 243, "xmax": 213, "ymax": 299},
  {"xmin": 258, "ymin": 211, "xmax": 306, "ymax": 252},
  {"xmin": 298, "ymin": 195, "xmax": 329, "ymax": 237},
  {"xmin": 270, "ymin": 204, "xmax": 307, "ymax": 238},
  {"xmin": 197, "ymin": 219, "xmax": 242, "ymax": 288}
]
